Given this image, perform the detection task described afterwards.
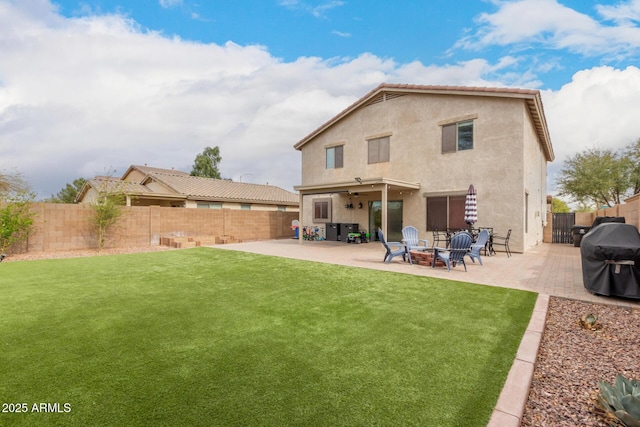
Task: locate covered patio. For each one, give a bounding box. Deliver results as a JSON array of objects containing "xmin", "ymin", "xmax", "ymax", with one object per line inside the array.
[{"xmin": 295, "ymin": 177, "xmax": 421, "ymax": 243}]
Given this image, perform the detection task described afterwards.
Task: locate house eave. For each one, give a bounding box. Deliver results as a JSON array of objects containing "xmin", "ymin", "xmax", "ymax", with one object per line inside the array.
[
  {"xmin": 185, "ymin": 195, "xmax": 298, "ymax": 206},
  {"xmin": 294, "ymin": 177, "xmax": 420, "ymax": 194}
]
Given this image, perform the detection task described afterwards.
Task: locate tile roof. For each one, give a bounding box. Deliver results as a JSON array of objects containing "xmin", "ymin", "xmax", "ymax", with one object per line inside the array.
[
  {"xmin": 78, "ymin": 166, "xmax": 299, "ymax": 206},
  {"xmin": 294, "ymin": 83, "xmax": 554, "ymax": 161},
  {"xmin": 87, "ymin": 177, "xmax": 153, "ymax": 195},
  {"xmin": 123, "ymin": 165, "xmax": 190, "ymax": 178},
  {"xmin": 145, "ymin": 172, "xmax": 299, "ymax": 205}
]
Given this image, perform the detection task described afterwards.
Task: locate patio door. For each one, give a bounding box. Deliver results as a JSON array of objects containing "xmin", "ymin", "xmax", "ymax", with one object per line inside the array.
[{"xmin": 369, "ymin": 200, "xmax": 403, "ymax": 242}]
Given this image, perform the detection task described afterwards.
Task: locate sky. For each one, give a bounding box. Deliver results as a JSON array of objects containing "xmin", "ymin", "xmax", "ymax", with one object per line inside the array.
[{"xmin": 1, "ymin": 0, "xmax": 640, "ymax": 200}]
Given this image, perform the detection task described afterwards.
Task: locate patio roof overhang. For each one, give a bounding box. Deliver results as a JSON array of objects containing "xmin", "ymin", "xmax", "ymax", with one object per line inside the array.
[
  {"xmin": 294, "ymin": 177, "xmax": 420, "ymax": 195},
  {"xmin": 295, "ymin": 177, "xmax": 420, "ymax": 243}
]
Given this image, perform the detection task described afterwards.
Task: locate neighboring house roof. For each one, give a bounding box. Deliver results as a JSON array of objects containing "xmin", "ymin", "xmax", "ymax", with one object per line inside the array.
[
  {"xmin": 142, "ymin": 172, "xmax": 299, "ymax": 205},
  {"xmin": 78, "ymin": 176, "xmax": 154, "ymax": 199},
  {"xmin": 75, "ymin": 166, "xmax": 299, "ymax": 206},
  {"xmin": 122, "ymin": 165, "xmax": 190, "ymax": 178},
  {"xmin": 293, "ymin": 83, "xmax": 554, "ymax": 162}
]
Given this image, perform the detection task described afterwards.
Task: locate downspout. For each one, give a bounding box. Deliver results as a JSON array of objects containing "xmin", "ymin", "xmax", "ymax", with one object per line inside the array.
[
  {"xmin": 381, "ymin": 184, "xmax": 388, "ymax": 237},
  {"xmin": 298, "ymin": 192, "xmax": 304, "ymax": 245}
]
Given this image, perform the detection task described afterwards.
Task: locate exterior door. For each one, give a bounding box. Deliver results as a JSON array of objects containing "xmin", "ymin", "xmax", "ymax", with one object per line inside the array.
[{"xmin": 369, "ymin": 200, "xmax": 403, "ymax": 242}]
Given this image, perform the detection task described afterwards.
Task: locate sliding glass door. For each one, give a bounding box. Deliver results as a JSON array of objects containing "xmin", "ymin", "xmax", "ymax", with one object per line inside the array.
[{"xmin": 369, "ymin": 200, "xmax": 403, "ymax": 242}]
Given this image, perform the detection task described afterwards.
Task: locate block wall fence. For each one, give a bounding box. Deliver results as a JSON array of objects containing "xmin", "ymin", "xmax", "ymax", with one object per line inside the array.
[{"xmin": 21, "ymin": 203, "xmax": 299, "ymax": 253}]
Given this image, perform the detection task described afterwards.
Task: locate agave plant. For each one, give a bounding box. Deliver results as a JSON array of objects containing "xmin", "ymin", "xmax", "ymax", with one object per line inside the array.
[
  {"xmin": 598, "ymin": 374, "xmax": 640, "ymax": 426},
  {"xmin": 580, "ymin": 313, "xmax": 600, "ymax": 330}
]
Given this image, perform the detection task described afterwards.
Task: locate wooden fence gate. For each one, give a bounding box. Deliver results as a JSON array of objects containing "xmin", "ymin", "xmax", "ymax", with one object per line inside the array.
[{"xmin": 552, "ymin": 212, "xmax": 575, "ymax": 244}]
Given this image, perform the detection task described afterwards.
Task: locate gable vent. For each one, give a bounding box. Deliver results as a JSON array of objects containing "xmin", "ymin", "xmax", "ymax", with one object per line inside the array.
[
  {"xmin": 365, "ymin": 93, "xmax": 385, "ymax": 106},
  {"xmin": 385, "ymin": 93, "xmax": 405, "ymax": 101},
  {"xmin": 364, "ymin": 92, "xmax": 405, "ymax": 107}
]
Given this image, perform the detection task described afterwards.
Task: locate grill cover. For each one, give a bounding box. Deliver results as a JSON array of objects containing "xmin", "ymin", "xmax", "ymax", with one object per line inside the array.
[{"xmin": 580, "ymin": 223, "xmax": 640, "ymax": 299}]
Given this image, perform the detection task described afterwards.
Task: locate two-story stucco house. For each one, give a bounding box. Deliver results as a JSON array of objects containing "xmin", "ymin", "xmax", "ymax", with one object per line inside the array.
[{"xmin": 293, "ymin": 83, "xmax": 554, "ymax": 253}]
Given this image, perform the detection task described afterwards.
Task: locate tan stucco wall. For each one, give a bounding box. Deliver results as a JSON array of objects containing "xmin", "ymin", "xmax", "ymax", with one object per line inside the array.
[
  {"xmin": 184, "ymin": 200, "xmax": 297, "ymax": 212},
  {"xmin": 298, "ymin": 93, "xmax": 550, "ymax": 252},
  {"xmin": 521, "ymin": 105, "xmax": 549, "ymax": 251}
]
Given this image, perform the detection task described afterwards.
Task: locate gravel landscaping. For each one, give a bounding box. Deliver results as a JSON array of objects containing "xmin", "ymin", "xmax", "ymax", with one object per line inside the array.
[{"xmin": 522, "ymin": 297, "xmax": 640, "ymax": 427}]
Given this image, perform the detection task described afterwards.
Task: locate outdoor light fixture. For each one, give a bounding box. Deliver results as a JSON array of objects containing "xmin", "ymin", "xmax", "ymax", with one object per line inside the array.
[{"xmin": 355, "ymin": 177, "xmax": 362, "ymax": 184}]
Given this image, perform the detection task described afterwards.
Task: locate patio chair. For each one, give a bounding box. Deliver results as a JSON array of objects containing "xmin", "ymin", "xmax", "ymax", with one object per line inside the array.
[
  {"xmin": 377, "ymin": 229, "xmax": 410, "ymax": 264},
  {"xmin": 402, "ymin": 226, "xmax": 429, "ymax": 252},
  {"xmin": 492, "ymin": 229, "xmax": 512, "ymax": 258},
  {"xmin": 466, "ymin": 229, "xmax": 490, "ymax": 265},
  {"xmin": 435, "ymin": 231, "xmax": 473, "ymax": 272}
]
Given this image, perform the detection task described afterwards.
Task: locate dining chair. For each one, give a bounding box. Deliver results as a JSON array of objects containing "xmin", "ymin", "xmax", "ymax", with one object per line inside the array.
[{"xmin": 492, "ymin": 229, "xmax": 512, "ymax": 257}]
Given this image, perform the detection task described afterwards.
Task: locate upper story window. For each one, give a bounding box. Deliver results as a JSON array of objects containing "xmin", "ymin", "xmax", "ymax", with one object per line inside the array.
[
  {"xmin": 442, "ymin": 120, "xmax": 473, "ymax": 153},
  {"xmin": 368, "ymin": 136, "xmax": 390, "ymax": 164},
  {"xmin": 326, "ymin": 145, "xmax": 343, "ymax": 169}
]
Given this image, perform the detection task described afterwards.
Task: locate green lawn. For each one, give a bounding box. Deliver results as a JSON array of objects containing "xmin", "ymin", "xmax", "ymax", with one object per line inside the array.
[{"xmin": 0, "ymin": 247, "xmax": 537, "ymax": 426}]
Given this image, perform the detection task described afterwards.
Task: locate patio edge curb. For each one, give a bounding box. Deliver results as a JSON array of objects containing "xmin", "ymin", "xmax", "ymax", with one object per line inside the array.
[{"xmin": 487, "ymin": 293, "xmax": 550, "ymax": 427}]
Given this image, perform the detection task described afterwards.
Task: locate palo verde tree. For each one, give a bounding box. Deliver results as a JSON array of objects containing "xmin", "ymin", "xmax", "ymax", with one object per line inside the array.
[
  {"xmin": 191, "ymin": 146, "xmax": 222, "ymax": 178},
  {"xmin": 0, "ymin": 171, "xmax": 36, "ymax": 254},
  {"xmin": 90, "ymin": 178, "xmax": 126, "ymax": 252},
  {"xmin": 551, "ymin": 197, "xmax": 571, "ymax": 213},
  {"xmin": 556, "ymin": 147, "xmax": 633, "ymax": 209}
]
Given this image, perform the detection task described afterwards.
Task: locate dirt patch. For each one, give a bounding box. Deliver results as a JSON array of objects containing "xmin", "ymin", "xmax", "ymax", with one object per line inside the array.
[{"xmin": 1, "ymin": 246, "xmax": 176, "ymax": 262}]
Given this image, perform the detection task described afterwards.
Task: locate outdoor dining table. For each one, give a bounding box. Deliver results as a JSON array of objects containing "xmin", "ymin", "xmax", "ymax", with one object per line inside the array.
[
  {"xmin": 459, "ymin": 227, "xmax": 494, "ymax": 256},
  {"xmin": 442, "ymin": 228, "xmax": 494, "ymax": 256}
]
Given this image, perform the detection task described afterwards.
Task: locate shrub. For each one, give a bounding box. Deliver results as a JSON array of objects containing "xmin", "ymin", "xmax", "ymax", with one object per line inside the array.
[{"xmin": 0, "ymin": 173, "xmax": 35, "ymax": 254}]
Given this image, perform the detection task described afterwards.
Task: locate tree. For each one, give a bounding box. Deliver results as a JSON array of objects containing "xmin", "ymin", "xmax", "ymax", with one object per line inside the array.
[
  {"xmin": 556, "ymin": 147, "xmax": 631, "ymax": 208},
  {"xmin": 551, "ymin": 197, "xmax": 571, "ymax": 213},
  {"xmin": 90, "ymin": 179, "xmax": 126, "ymax": 252},
  {"xmin": 47, "ymin": 178, "xmax": 86, "ymax": 203},
  {"xmin": 0, "ymin": 171, "xmax": 36, "ymax": 254},
  {"xmin": 623, "ymin": 138, "xmax": 640, "ymax": 195},
  {"xmin": 0, "ymin": 171, "xmax": 25, "ymax": 194},
  {"xmin": 191, "ymin": 146, "xmax": 222, "ymax": 178}
]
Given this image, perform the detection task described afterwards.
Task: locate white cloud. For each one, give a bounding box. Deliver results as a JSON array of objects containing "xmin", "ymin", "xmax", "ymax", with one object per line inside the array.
[
  {"xmin": 332, "ymin": 30, "xmax": 351, "ymax": 38},
  {"xmin": 542, "ymin": 65, "xmax": 640, "ymax": 192},
  {"xmin": 159, "ymin": 0, "xmax": 183, "ymax": 9},
  {"xmin": 457, "ymin": 0, "xmax": 640, "ymax": 59},
  {"xmin": 311, "ymin": 1, "xmax": 345, "ymax": 18},
  {"xmin": 278, "ymin": 0, "xmax": 345, "ymax": 18},
  {"xmin": 597, "ymin": 0, "xmax": 640, "ymax": 24}
]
